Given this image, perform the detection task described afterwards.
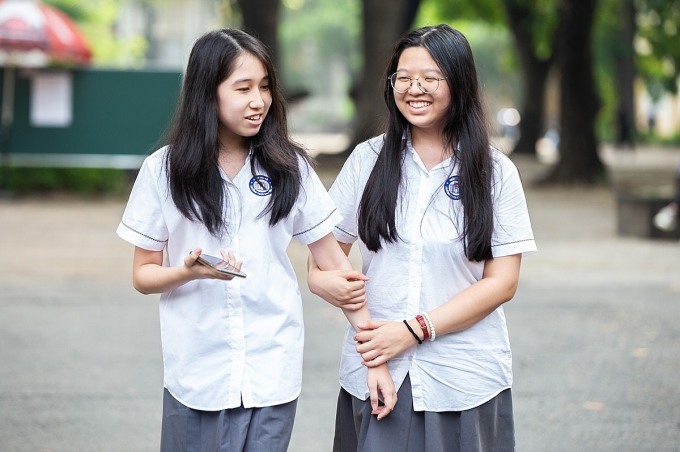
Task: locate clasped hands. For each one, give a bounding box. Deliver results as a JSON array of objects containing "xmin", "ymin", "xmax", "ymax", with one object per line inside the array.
[{"xmin": 355, "ymin": 320, "xmax": 416, "ymax": 367}]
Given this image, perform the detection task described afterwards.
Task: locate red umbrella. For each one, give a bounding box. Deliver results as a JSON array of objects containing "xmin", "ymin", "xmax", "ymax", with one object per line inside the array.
[
  {"xmin": 0, "ymin": 0, "xmax": 92, "ymax": 67},
  {"xmin": 0, "ymin": 0, "xmax": 92, "ymax": 190}
]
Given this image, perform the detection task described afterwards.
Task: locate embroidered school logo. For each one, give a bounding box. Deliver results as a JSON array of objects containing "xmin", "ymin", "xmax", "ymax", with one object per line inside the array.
[
  {"xmin": 444, "ymin": 176, "xmax": 461, "ymax": 200},
  {"xmin": 249, "ymin": 175, "xmax": 273, "ymax": 196}
]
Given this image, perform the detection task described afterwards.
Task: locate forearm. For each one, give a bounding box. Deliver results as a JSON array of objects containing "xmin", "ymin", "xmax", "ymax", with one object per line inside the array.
[
  {"xmin": 428, "ymin": 280, "xmax": 513, "ymax": 336},
  {"xmin": 355, "ymin": 255, "xmax": 522, "ymax": 367},
  {"xmin": 133, "ymin": 263, "xmax": 193, "ymax": 294},
  {"xmin": 311, "ymin": 255, "xmax": 372, "ymax": 332},
  {"xmin": 426, "ymin": 254, "xmax": 521, "ymax": 337},
  {"xmin": 308, "ymin": 234, "xmax": 372, "ymax": 331}
]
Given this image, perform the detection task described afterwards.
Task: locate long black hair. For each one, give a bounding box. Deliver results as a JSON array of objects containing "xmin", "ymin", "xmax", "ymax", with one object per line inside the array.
[
  {"xmin": 358, "ymin": 24, "xmax": 494, "ymax": 262},
  {"xmin": 165, "ymin": 28, "xmax": 309, "ymax": 236}
]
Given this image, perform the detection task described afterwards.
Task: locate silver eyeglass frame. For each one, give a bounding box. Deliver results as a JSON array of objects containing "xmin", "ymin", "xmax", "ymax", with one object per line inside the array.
[{"xmin": 388, "ymin": 73, "xmax": 447, "ymax": 94}]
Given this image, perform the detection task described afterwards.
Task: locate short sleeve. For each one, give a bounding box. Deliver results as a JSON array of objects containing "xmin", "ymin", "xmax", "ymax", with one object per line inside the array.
[
  {"xmin": 291, "ymin": 159, "xmax": 343, "ymax": 245},
  {"xmin": 328, "ymin": 140, "xmax": 378, "ymax": 244},
  {"xmin": 490, "ymin": 152, "xmax": 537, "ymax": 257},
  {"xmin": 116, "ymin": 152, "xmax": 169, "ymax": 251}
]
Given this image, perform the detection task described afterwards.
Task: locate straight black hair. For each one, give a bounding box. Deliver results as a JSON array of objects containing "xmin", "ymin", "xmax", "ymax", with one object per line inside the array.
[
  {"xmin": 358, "ymin": 24, "xmax": 494, "ymax": 262},
  {"xmin": 164, "ymin": 28, "xmax": 309, "ymax": 236}
]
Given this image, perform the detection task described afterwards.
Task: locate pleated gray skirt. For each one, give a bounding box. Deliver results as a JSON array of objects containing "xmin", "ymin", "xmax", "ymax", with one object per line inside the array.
[
  {"xmin": 333, "ymin": 375, "xmax": 515, "ymax": 452},
  {"xmin": 160, "ymin": 388, "xmax": 297, "ymax": 452}
]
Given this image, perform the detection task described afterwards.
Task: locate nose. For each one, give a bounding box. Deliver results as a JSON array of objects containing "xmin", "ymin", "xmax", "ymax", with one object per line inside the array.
[
  {"xmin": 250, "ymin": 91, "xmax": 265, "ymax": 109},
  {"xmin": 407, "ymin": 77, "xmax": 422, "ymax": 94}
]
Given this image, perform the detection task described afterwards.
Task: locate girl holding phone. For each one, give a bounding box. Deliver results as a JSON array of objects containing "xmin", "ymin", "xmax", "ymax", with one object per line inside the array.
[{"xmin": 117, "ymin": 28, "xmax": 395, "ymax": 452}]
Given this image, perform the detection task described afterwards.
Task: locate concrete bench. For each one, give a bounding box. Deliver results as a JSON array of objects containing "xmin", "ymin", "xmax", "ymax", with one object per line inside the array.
[{"xmin": 617, "ymin": 190, "xmax": 679, "ymax": 239}]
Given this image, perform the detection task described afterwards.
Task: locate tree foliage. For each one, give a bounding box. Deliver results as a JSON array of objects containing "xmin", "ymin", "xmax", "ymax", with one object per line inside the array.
[
  {"xmin": 636, "ymin": 0, "xmax": 680, "ymax": 96},
  {"xmin": 280, "ymin": 0, "xmax": 361, "ymax": 96},
  {"xmin": 45, "ymin": 0, "xmax": 147, "ymax": 67}
]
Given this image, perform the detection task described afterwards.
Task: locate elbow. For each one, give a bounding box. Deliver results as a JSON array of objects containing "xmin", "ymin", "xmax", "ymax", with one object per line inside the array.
[
  {"xmin": 501, "ymin": 281, "xmax": 519, "ymax": 304},
  {"xmin": 133, "ymin": 279, "xmax": 151, "ymax": 295},
  {"xmin": 491, "ymin": 274, "xmax": 519, "ymax": 305},
  {"xmin": 306, "ymin": 277, "xmax": 322, "ymax": 298}
]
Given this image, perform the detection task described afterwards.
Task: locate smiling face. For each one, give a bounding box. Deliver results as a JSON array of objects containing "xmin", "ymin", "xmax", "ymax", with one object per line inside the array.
[
  {"xmin": 393, "ymin": 46, "xmax": 451, "ymax": 136},
  {"xmin": 216, "ymin": 52, "xmax": 272, "ymax": 149}
]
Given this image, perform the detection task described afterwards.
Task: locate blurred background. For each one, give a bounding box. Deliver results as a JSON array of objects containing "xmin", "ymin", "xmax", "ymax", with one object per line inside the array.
[
  {"xmin": 1, "ymin": 1, "xmax": 680, "ymax": 451},
  {"xmin": 0, "ymin": 0, "xmax": 678, "ymax": 193}
]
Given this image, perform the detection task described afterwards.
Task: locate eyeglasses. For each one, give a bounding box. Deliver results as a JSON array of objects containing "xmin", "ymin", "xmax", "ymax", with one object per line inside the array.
[{"xmin": 389, "ymin": 73, "xmax": 447, "ymax": 94}]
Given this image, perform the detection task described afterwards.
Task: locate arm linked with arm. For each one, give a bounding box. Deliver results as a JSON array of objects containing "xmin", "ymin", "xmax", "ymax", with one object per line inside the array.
[{"xmin": 307, "ymin": 233, "xmax": 396, "ymax": 419}]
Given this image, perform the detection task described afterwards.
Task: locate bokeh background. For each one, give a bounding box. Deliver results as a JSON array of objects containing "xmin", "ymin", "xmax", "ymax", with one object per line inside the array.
[{"xmin": 0, "ymin": 1, "xmax": 679, "ymax": 451}]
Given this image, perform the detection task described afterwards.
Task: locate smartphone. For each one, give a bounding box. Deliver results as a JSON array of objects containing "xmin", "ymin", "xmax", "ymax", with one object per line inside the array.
[{"xmin": 196, "ymin": 253, "xmax": 247, "ymax": 278}]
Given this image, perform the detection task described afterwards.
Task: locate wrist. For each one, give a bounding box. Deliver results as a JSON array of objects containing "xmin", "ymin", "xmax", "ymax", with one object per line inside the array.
[
  {"xmin": 403, "ymin": 319, "xmax": 423, "ymax": 344},
  {"xmin": 419, "ymin": 312, "xmax": 436, "ymax": 342},
  {"xmin": 414, "ymin": 314, "xmax": 430, "ymax": 341}
]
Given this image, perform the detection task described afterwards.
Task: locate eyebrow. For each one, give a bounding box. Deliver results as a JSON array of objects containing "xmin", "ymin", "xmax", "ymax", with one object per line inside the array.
[
  {"xmin": 395, "ymin": 68, "xmax": 442, "ymax": 74},
  {"xmin": 232, "ymin": 75, "xmax": 270, "ymax": 85}
]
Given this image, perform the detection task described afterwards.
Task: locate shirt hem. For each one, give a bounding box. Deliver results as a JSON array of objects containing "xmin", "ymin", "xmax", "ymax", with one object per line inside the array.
[{"xmin": 164, "ymin": 385, "xmax": 301, "ymax": 411}]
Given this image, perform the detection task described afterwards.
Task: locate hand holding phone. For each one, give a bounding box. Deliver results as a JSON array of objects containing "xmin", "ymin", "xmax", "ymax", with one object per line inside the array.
[{"xmin": 196, "ymin": 253, "xmax": 247, "ymax": 278}]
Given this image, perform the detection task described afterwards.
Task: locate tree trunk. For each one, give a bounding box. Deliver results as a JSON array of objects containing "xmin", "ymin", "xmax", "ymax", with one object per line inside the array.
[
  {"xmin": 343, "ymin": 0, "xmax": 421, "ymax": 154},
  {"xmin": 237, "ymin": 0, "xmax": 281, "ymax": 68},
  {"xmin": 545, "ymin": 0, "xmax": 605, "ymax": 184},
  {"xmin": 502, "ymin": 0, "xmax": 555, "ymax": 156},
  {"xmin": 613, "ymin": 0, "xmax": 636, "ymax": 148}
]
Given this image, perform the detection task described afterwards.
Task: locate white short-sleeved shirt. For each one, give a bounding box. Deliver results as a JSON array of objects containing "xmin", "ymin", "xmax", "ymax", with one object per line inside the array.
[
  {"xmin": 116, "ymin": 146, "xmax": 341, "ymax": 411},
  {"xmin": 330, "ymin": 134, "xmax": 537, "ymax": 412}
]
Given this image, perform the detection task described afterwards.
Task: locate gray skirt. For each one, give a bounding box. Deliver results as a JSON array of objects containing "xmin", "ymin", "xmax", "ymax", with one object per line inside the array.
[
  {"xmin": 333, "ymin": 375, "xmax": 515, "ymax": 452},
  {"xmin": 160, "ymin": 388, "xmax": 297, "ymax": 452}
]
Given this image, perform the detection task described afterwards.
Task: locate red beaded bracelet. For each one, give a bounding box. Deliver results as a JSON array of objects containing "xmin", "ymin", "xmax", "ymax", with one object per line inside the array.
[{"xmin": 415, "ymin": 314, "xmax": 430, "ymax": 340}]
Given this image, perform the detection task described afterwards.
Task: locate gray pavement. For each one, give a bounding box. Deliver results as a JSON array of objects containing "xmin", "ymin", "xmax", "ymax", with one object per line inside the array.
[{"xmin": 1, "ymin": 146, "xmax": 679, "ymax": 451}]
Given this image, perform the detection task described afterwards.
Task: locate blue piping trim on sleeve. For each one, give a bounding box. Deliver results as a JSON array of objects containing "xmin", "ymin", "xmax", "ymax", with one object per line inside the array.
[
  {"xmin": 120, "ymin": 221, "xmax": 167, "ymax": 244},
  {"xmin": 293, "ymin": 208, "xmax": 337, "ymax": 237}
]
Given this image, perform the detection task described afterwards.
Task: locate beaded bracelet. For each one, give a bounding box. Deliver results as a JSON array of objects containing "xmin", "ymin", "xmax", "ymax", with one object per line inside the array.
[
  {"xmin": 420, "ymin": 312, "xmax": 436, "ymax": 342},
  {"xmin": 403, "ymin": 320, "xmax": 423, "ymax": 344},
  {"xmin": 415, "ymin": 314, "xmax": 430, "ymax": 340}
]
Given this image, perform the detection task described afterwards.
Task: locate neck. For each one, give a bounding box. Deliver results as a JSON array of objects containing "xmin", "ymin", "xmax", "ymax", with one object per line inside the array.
[
  {"xmin": 410, "ymin": 127, "xmax": 453, "ymax": 169},
  {"xmin": 218, "ymin": 145, "xmax": 249, "ymax": 180}
]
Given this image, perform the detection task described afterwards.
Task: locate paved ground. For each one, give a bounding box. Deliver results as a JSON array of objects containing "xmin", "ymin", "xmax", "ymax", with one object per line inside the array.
[{"xmin": 0, "ymin": 146, "xmax": 679, "ymax": 451}]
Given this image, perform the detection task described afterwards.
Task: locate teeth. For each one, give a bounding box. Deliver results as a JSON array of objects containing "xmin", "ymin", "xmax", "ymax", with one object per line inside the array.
[
  {"xmin": 247, "ymin": 115, "xmax": 261, "ymax": 120},
  {"xmin": 409, "ymin": 101, "xmax": 431, "ymax": 108}
]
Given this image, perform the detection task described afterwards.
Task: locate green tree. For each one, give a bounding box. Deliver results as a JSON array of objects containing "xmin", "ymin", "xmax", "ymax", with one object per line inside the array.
[
  {"xmin": 546, "ymin": 0, "xmax": 605, "ymax": 184},
  {"xmin": 425, "ymin": 0, "xmax": 608, "ymax": 184},
  {"xmin": 422, "ymin": 0, "xmax": 559, "ymax": 156},
  {"xmin": 636, "ymin": 0, "xmax": 680, "ymax": 97},
  {"xmin": 344, "ymin": 0, "xmax": 423, "ymax": 153},
  {"xmin": 596, "ymin": 0, "xmax": 639, "ymax": 148},
  {"xmin": 45, "ymin": 0, "xmax": 147, "ymax": 67},
  {"xmin": 236, "ymin": 0, "xmax": 282, "ymax": 68},
  {"xmin": 280, "ymin": 0, "xmax": 361, "ymax": 128}
]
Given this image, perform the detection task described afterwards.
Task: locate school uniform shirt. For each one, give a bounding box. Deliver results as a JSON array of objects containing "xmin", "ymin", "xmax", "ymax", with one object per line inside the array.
[
  {"xmin": 116, "ymin": 146, "xmax": 341, "ymax": 411},
  {"xmin": 330, "ymin": 134, "xmax": 537, "ymax": 412}
]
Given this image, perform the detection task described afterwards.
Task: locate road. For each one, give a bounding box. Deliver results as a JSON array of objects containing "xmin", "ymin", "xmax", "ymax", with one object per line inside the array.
[{"xmin": 1, "ymin": 150, "xmax": 679, "ymax": 451}]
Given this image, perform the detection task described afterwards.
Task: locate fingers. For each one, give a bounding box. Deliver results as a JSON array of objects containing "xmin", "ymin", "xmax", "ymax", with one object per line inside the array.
[
  {"xmin": 376, "ymin": 385, "xmax": 397, "ymax": 421},
  {"xmin": 362, "ymin": 356, "xmax": 387, "ymax": 368},
  {"xmin": 356, "ymin": 320, "xmax": 384, "ymax": 331},
  {"xmin": 355, "ymin": 338, "xmax": 388, "ymax": 368},
  {"xmin": 342, "ymin": 270, "xmax": 369, "ymax": 282},
  {"xmin": 369, "ymin": 381, "xmax": 380, "ymax": 415},
  {"xmin": 367, "ymin": 368, "xmax": 397, "ymax": 421},
  {"xmin": 357, "ymin": 345, "xmax": 387, "ymax": 367},
  {"xmin": 218, "ymin": 250, "xmax": 244, "ymax": 271},
  {"xmin": 185, "ymin": 248, "xmax": 202, "ymax": 267},
  {"xmin": 340, "ymin": 301, "xmax": 367, "ymax": 312},
  {"xmin": 220, "ymin": 249, "xmax": 235, "ymax": 265}
]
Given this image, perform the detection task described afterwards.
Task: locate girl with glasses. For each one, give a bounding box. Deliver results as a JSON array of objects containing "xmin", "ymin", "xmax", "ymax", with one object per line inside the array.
[{"xmin": 309, "ymin": 24, "xmax": 536, "ymax": 451}]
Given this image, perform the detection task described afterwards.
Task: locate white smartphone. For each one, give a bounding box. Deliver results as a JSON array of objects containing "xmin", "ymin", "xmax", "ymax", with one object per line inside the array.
[{"xmin": 196, "ymin": 253, "xmax": 247, "ymax": 278}]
